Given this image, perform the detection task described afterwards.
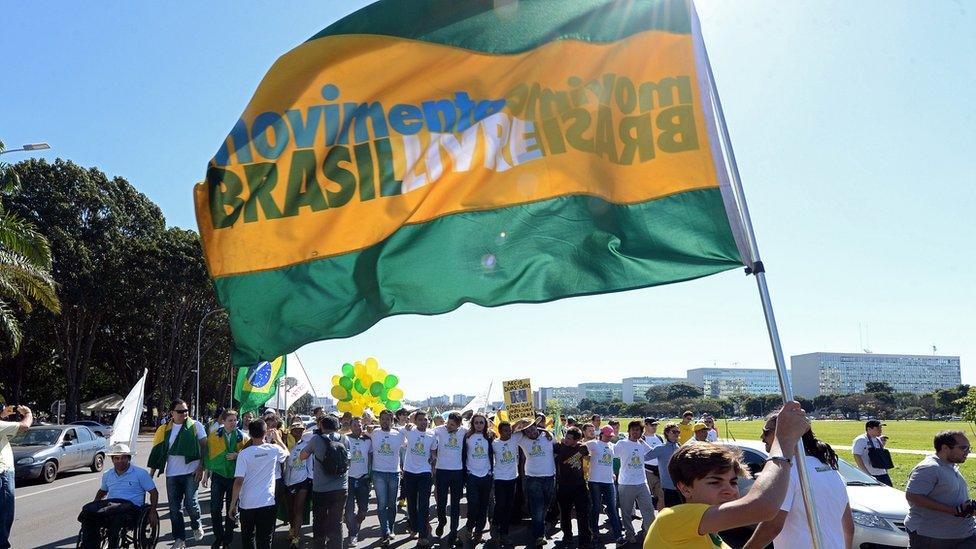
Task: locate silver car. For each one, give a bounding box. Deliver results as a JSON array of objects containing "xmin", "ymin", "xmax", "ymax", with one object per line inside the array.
[
  {"xmin": 730, "ymin": 441, "xmax": 909, "ymax": 547},
  {"xmin": 11, "ymin": 425, "xmax": 107, "ymax": 483}
]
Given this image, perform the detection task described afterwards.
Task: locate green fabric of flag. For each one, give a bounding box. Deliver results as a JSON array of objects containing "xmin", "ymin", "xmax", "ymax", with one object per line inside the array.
[{"xmin": 234, "ymin": 355, "xmax": 286, "ymax": 414}]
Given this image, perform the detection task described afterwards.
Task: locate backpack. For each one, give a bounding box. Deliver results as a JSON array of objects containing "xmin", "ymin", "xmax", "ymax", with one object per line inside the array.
[{"xmin": 315, "ymin": 433, "xmax": 349, "ymax": 475}]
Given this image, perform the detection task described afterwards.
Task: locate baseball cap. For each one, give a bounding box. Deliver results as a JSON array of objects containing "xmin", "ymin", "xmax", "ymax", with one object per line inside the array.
[
  {"xmin": 693, "ymin": 422, "xmax": 708, "ymax": 431},
  {"xmin": 865, "ymin": 419, "xmax": 885, "ymax": 429},
  {"xmin": 600, "ymin": 426, "xmax": 615, "ymax": 437},
  {"xmin": 644, "ymin": 417, "xmax": 659, "ymax": 425}
]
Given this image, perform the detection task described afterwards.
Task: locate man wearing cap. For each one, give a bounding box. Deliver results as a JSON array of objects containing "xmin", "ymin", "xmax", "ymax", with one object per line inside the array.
[
  {"xmin": 687, "ymin": 422, "xmax": 709, "ymax": 444},
  {"xmin": 641, "ymin": 418, "xmax": 665, "ymax": 509},
  {"xmin": 852, "ymin": 420, "xmax": 892, "ymax": 486},
  {"xmin": 79, "ymin": 443, "xmax": 159, "ymax": 549},
  {"xmin": 586, "ymin": 426, "xmax": 624, "ymax": 545}
]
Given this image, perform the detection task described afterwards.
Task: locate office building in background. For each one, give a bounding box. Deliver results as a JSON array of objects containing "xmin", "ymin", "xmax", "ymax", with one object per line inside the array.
[
  {"xmin": 791, "ymin": 352, "xmax": 961, "ymax": 397},
  {"xmin": 622, "ymin": 376, "xmax": 686, "ymax": 403},
  {"xmin": 686, "ymin": 367, "xmax": 780, "ymax": 399}
]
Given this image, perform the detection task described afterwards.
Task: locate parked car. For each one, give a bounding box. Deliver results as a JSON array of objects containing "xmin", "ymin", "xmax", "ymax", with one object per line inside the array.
[
  {"xmin": 727, "ymin": 441, "xmax": 909, "ymax": 548},
  {"xmin": 11, "ymin": 425, "xmax": 107, "ymax": 483},
  {"xmin": 69, "ymin": 420, "xmax": 114, "ymax": 438}
]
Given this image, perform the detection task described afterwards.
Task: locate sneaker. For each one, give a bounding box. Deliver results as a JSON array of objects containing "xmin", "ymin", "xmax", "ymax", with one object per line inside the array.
[
  {"xmin": 614, "ymin": 536, "xmax": 628, "ymax": 546},
  {"xmin": 193, "ymin": 526, "xmax": 206, "ymax": 541},
  {"xmin": 418, "ymin": 538, "xmax": 433, "ymax": 547},
  {"xmin": 458, "ymin": 527, "xmax": 472, "ymax": 542},
  {"xmin": 534, "ymin": 537, "xmax": 546, "ymax": 547},
  {"xmin": 347, "ymin": 537, "xmax": 358, "ymax": 548},
  {"xmin": 436, "ymin": 522, "xmax": 445, "ymax": 537},
  {"xmin": 171, "ymin": 541, "xmax": 186, "ymax": 549},
  {"xmin": 381, "ymin": 535, "xmax": 391, "ymax": 547}
]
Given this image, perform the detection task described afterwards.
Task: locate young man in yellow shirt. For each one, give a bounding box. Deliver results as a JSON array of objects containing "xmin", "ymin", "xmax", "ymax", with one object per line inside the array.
[
  {"xmin": 677, "ymin": 411, "xmax": 695, "ymax": 445},
  {"xmin": 644, "ymin": 401, "xmax": 809, "ymax": 548}
]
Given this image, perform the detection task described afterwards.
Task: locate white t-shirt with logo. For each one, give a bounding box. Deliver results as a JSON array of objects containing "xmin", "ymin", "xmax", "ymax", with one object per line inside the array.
[
  {"xmin": 852, "ymin": 434, "xmax": 888, "ymax": 475},
  {"xmin": 614, "ymin": 439, "xmax": 652, "ymax": 486},
  {"xmin": 403, "ymin": 429, "xmax": 437, "ymax": 474},
  {"xmin": 433, "ymin": 425, "xmax": 467, "ymax": 471},
  {"xmin": 284, "ymin": 438, "xmax": 313, "ymax": 486},
  {"xmin": 511, "ymin": 432, "xmax": 556, "ymax": 477},
  {"xmin": 166, "ymin": 421, "xmax": 208, "ymax": 477},
  {"xmin": 585, "ymin": 440, "xmax": 616, "ymax": 484},
  {"xmin": 370, "ymin": 429, "xmax": 406, "ymax": 473},
  {"xmin": 347, "ymin": 435, "xmax": 371, "ymax": 479},
  {"xmin": 234, "ymin": 443, "xmax": 288, "ymax": 509},
  {"xmin": 642, "ymin": 434, "xmax": 664, "ymax": 466},
  {"xmin": 465, "ymin": 434, "xmax": 492, "ymax": 478},
  {"xmin": 0, "ymin": 421, "xmax": 21, "ymax": 473},
  {"xmin": 492, "ymin": 438, "xmax": 520, "ymax": 481},
  {"xmin": 775, "ymin": 455, "xmax": 850, "ymax": 549}
]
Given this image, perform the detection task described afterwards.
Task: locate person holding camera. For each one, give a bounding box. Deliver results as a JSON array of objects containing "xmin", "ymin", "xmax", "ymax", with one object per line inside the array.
[
  {"xmin": 1, "ymin": 405, "xmax": 32, "ymax": 549},
  {"xmin": 904, "ymin": 430, "xmax": 976, "ymax": 547},
  {"xmin": 852, "ymin": 419, "xmax": 893, "ymax": 486}
]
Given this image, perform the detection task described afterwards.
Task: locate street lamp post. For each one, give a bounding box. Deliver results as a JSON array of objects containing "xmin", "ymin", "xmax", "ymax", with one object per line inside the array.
[
  {"xmin": 0, "ymin": 142, "xmax": 51, "ymax": 155},
  {"xmin": 196, "ymin": 307, "xmax": 226, "ymax": 418}
]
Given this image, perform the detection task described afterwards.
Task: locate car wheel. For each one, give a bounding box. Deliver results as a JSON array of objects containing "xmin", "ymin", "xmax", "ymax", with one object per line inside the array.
[
  {"xmin": 91, "ymin": 453, "xmax": 105, "ymax": 472},
  {"xmin": 42, "ymin": 461, "xmax": 58, "ymax": 483}
]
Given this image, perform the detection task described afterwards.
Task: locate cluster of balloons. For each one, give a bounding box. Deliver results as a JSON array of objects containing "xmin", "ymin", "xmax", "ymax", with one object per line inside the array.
[{"xmin": 330, "ymin": 357, "xmax": 404, "ymax": 416}]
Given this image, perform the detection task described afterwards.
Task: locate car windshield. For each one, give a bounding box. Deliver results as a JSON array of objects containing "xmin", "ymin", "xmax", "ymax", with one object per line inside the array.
[
  {"xmin": 837, "ymin": 458, "xmax": 883, "ymax": 486},
  {"xmin": 71, "ymin": 421, "xmax": 96, "ymax": 426},
  {"xmin": 10, "ymin": 428, "xmax": 62, "ymax": 446}
]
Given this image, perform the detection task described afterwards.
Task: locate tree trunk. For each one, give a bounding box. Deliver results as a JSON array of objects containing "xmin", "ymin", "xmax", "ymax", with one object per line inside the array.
[{"xmin": 57, "ymin": 307, "xmax": 101, "ymax": 423}]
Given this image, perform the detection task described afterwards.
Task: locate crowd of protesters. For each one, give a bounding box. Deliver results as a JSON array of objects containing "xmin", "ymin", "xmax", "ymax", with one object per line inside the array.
[{"xmin": 4, "ymin": 401, "xmax": 976, "ymax": 549}]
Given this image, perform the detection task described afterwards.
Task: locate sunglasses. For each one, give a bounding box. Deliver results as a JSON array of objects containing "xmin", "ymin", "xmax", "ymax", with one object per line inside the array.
[{"xmin": 173, "ymin": 409, "xmax": 189, "ymax": 414}]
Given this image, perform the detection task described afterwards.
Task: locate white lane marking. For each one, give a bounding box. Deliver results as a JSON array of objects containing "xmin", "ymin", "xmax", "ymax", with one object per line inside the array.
[{"xmin": 15, "ymin": 476, "xmax": 99, "ymax": 499}]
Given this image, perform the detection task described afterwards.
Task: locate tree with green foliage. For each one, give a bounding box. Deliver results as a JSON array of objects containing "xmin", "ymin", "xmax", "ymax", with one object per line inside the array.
[{"xmin": 645, "ymin": 382, "xmax": 704, "ymax": 402}]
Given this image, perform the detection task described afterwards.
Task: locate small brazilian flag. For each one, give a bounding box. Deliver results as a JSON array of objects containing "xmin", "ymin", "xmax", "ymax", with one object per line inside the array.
[{"xmin": 234, "ymin": 355, "xmax": 286, "ymax": 414}]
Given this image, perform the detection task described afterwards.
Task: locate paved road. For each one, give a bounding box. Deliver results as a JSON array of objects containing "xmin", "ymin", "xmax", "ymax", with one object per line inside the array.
[{"xmin": 11, "ymin": 436, "xmax": 645, "ymax": 548}]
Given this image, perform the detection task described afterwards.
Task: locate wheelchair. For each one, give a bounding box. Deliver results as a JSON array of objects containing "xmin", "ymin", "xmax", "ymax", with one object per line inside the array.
[{"xmin": 75, "ymin": 503, "xmax": 159, "ymax": 549}]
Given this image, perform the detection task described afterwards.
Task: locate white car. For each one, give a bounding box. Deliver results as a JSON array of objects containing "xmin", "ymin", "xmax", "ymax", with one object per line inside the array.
[{"xmin": 729, "ymin": 441, "xmax": 909, "ymax": 548}]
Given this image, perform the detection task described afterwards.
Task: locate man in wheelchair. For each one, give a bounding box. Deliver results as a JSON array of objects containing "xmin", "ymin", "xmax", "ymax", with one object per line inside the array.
[{"xmin": 78, "ymin": 444, "xmax": 159, "ymax": 549}]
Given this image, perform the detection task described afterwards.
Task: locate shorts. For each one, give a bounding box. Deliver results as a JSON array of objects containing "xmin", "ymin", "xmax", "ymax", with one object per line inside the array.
[{"xmin": 286, "ymin": 479, "xmax": 312, "ymax": 494}]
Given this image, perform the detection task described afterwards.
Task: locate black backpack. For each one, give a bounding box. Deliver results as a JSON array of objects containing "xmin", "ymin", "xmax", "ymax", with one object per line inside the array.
[{"xmin": 315, "ymin": 433, "xmax": 349, "ymax": 475}]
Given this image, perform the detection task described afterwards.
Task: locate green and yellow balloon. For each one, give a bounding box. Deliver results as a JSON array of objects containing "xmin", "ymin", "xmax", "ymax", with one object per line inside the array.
[{"xmin": 331, "ymin": 357, "xmax": 404, "ymax": 416}]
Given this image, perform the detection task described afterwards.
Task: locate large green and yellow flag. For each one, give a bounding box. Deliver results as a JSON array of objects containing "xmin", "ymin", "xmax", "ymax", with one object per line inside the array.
[
  {"xmin": 195, "ymin": 0, "xmax": 751, "ymax": 366},
  {"xmin": 234, "ymin": 355, "xmax": 286, "ymax": 413}
]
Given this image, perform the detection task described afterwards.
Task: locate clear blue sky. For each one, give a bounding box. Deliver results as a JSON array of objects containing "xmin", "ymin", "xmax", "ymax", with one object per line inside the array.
[{"xmin": 3, "ymin": 1, "xmax": 974, "ymax": 402}]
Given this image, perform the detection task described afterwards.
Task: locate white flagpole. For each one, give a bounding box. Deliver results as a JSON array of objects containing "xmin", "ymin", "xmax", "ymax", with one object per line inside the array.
[{"xmin": 691, "ymin": 3, "xmax": 824, "ymax": 547}]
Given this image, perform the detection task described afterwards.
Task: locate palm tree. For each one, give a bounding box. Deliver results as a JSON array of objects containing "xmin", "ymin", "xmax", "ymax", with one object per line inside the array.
[{"xmin": 0, "ymin": 139, "xmax": 60, "ymax": 354}]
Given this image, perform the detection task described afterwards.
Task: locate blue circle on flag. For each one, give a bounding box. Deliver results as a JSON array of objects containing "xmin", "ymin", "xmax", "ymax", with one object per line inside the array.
[{"xmin": 249, "ymin": 361, "xmax": 273, "ymax": 388}]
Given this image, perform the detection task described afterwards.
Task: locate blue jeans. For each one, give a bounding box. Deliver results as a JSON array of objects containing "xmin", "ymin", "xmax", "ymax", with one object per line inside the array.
[
  {"xmin": 403, "ymin": 472, "xmax": 433, "ymax": 537},
  {"xmin": 0, "ymin": 469, "xmax": 14, "ymax": 549},
  {"xmin": 373, "ymin": 471, "xmax": 399, "ymax": 537},
  {"xmin": 465, "ymin": 474, "xmax": 493, "ymax": 535},
  {"xmin": 345, "ymin": 475, "xmax": 371, "ymax": 539},
  {"xmin": 166, "ymin": 473, "xmax": 201, "ymax": 541},
  {"xmin": 210, "ymin": 473, "xmax": 236, "ymax": 545},
  {"xmin": 588, "ymin": 481, "xmax": 623, "ymax": 538},
  {"xmin": 435, "ymin": 469, "xmax": 464, "ymax": 536},
  {"xmin": 525, "ymin": 476, "xmax": 555, "ymax": 539}
]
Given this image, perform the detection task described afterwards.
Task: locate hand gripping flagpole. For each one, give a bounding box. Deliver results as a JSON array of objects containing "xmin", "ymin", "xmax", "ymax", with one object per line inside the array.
[{"xmin": 690, "ymin": 3, "xmax": 824, "ymax": 548}]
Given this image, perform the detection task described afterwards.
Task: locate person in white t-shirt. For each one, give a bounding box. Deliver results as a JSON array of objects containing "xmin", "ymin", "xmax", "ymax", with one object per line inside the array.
[
  {"xmin": 1, "ymin": 405, "xmax": 32, "ymax": 549},
  {"xmin": 703, "ymin": 416, "xmax": 719, "ymax": 442},
  {"xmin": 491, "ymin": 421, "xmax": 520, "ymax": 546},
  {"xmin": 852, "ymin": 420, "xmax": 892, "ymax": 486},
  {"xmin": 744, "ymin": 414, "xmax": 853, "ymax": 549},
  {"xmin": 370, "ymin": 410, "xmax": 407, "ymax": 544},
  {"xmin": 587, "ymin": 426, "xmax": 624, "ymax": 545},
  {"xmin": 148, "ymin": 399, "xmax": 208, "ymax": 547},
  {"xmin": 459, "ymin": 413, "xmax": 495, "ymax": 544},
  {"xmin": 229, "ymin": 419, "xmax": 289, "ymax": 549},
  {"xmin": 433, "ymin": 412, "xmax": 467, "ymax": 544},
  {"xmin": 402, "ymin": 411, "xmax": 438, "ymax": 546},
  {"xmin": 344, "ymin": 417, "xmax": 372, "ymax": 546},
  {"xmin": 613, "ymin": 420, "xmax": 656, "ymax": 543},
  {"xmin": 510, "ymin": 418, "xmax": 556, "ymax": 547}
]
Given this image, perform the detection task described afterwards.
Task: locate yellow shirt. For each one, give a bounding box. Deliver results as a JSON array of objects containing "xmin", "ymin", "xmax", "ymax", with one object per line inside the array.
[
  {"xmin": 644, "ymin": 504, "xmax": 732, "ymax": 549},
  {"xmin": 678, "ymin": 423, "xmax": 695, "ymax": 445}
]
